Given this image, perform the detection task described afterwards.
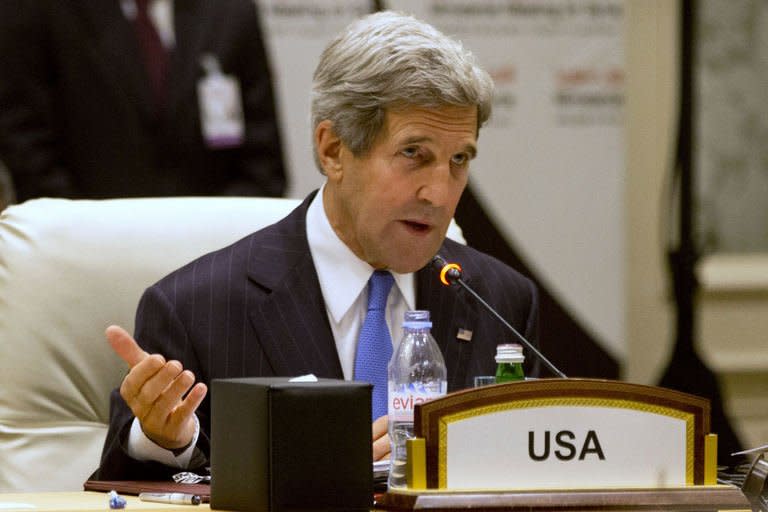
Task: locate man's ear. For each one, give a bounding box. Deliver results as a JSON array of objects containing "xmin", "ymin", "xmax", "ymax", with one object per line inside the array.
[{"xmin": 315, "ymin": 120, "xmax": 343, "ymax": 178}]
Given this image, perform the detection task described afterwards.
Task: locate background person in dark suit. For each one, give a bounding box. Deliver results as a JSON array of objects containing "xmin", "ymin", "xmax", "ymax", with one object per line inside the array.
[
  {"xmin": 0, "ymin": 0, "xmax": 286, "ymax": 201},
  {"xmin": 95, "ymin": 11, "xmax": 539, "ymax": 480}
]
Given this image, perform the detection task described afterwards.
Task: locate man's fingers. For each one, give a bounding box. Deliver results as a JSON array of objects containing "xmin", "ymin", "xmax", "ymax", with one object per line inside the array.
[
  {"xmin": 120, "ymin": 354, "xmax": 166, "ymax": 409},
  {"xmin": 166, "ymin": 383, "xmax": 208, "ymax": 436},
  {"xmin": 373, "ymin": 432, "xmax": 391, "ymax": 461},
  {"xmin": 372, "ymin": 414, "xmax": 390, "ymax": 461},
  {"xmin": 133, "ymin": 359, "xmax": 183, "ymax": 408},
  {"xmin": 140, "ymin": 373, "xmax": 204, "ymax": 449},
  {"xmin": 148, "ymin": 382, "xmax": 208, "ymax": 450},
  {"xmin": 106, "ymin": 325, "xmax": 149, "ymax": 368},
  {"xmin": 372, "ymin": 414, "xmax": 388, "ymax": 440},
  {"xmin": 150, "ymin": 367, "xmax": 195, "ymax": 414},
  {"xmin": 175, "ymin": 382, "xmax": 208, "ymax": 420}
]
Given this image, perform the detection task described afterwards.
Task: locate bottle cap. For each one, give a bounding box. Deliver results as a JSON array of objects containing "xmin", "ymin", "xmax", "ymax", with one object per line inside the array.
[
  {"xmin": 403, "ymin": 310, "xmax": 432, "ymax": 329},
  {"xmin": 403, "ymin": 321, "xmax": 432, "ymax": 329},
  {"xmin": 495, "ymin": 343, "xmax": 525, "ymax": 363}
]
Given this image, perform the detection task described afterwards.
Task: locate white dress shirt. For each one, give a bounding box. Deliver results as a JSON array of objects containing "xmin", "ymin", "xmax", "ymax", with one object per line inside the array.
[
  {"xmin": 306, "ymin": 184, "xmax": 416, "ymax": 380},
  {"xmin": 127, "ymin": 185, "xmax": 415, "ymax": 466}
]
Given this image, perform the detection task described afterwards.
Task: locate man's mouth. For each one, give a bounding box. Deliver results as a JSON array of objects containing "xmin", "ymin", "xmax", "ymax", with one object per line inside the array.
[{"xmin": 401, "ymin": 220, "xmax": 432, "ymax": 233}]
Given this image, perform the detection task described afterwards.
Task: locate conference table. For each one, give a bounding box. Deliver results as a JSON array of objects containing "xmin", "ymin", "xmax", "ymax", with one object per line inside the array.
[
  {"xmin": 0, "ymin": 487, "xmax": 753, "ymax": 512},
  {"xmin": 0, "ymin": 492, "xmax": 210, "ymax": 511}
]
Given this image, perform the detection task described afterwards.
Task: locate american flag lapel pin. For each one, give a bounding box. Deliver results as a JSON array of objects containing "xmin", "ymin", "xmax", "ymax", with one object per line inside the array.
[{"xmin": 456, "ymin": 328, "xmax": 473, "ymax": 342}]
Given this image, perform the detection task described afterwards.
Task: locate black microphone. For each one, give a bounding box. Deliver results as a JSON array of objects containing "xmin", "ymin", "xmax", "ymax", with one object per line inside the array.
[{"xmin": 431, "ymin": 254, "xmax": 567, "ymax": 378}]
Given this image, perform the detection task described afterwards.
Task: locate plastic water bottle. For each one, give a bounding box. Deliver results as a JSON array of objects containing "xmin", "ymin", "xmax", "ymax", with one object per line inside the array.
[
  {"xmin": 387, "ymin": 310, "xmax": 447, "ymax": 489},
  {"xmin": 494, "ymin": 343, "xmax": 526, "ymax": 383}
]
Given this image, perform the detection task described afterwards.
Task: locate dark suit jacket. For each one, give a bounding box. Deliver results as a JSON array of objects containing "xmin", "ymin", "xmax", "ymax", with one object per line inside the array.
[
  {"xmin": 0, "ymin": 0, "xmax": 285, "ymax": 201},
  {"xmin": 95, "ymin": 192, "xmax": 539, "ymax": 480}
]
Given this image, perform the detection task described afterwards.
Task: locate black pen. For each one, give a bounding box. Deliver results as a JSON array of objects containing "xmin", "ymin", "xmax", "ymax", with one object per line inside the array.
[{"xmin": 138, "ymin": 492, "xmax": 202, "ymax": 505}]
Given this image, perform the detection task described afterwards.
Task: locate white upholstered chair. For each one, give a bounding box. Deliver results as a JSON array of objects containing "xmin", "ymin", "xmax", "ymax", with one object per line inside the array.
[
  {"xmin": 0, "ymin": 196, "xmax": 464, "ymax": 492},
  {"xmin": 0, "ymin": 197, "xmax": 304, "ymax": 492}
]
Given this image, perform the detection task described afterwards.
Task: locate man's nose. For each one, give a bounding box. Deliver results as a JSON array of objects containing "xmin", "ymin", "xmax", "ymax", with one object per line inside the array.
[{"xmin": 416, "ymin": 162, "xmax": 461, "ymax": 206}]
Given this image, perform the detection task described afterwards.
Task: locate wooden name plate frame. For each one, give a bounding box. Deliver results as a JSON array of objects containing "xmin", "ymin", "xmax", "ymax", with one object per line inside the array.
[
  {"xmin": 375, "ymin": 486, "xmax": 751, "ymax": 511},
  {"xmin": 412, "ymin": 379, "xmax": 713, "ymax": 490}
]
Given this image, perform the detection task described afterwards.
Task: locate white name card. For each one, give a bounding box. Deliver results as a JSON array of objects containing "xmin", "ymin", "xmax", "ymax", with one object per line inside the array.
[{"xmin": 445, "ymin": 402, "xmax": 688, "ymax": 489}]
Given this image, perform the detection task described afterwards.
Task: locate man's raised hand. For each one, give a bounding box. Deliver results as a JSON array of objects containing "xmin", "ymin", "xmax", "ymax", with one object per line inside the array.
[{"xmin": 106, "ymin": 325, "xmax": 207, "ymax": 450}]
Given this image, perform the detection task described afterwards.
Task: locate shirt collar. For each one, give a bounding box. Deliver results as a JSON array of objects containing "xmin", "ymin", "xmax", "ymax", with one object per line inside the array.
[{"xmin": 306, "ymin": 184, "xmax": 415, "ymax": 324}]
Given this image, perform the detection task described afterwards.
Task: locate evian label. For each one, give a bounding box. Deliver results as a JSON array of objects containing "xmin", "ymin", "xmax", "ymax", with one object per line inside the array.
[{"xmin": 388, "ymin": 382, "xmax": 447, "ymax": 422}]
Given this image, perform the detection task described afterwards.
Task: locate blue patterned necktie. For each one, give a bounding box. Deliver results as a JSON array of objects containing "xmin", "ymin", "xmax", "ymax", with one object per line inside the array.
[{"xmin": 354, "ymin": 270, "xmax": 395, "ymax": 420}]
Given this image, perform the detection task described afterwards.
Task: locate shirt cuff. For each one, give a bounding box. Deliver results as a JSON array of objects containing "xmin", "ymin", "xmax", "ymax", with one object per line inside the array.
[{"xmin": 126, "ymin": 415, "xmax": 200, "ymax": 469}]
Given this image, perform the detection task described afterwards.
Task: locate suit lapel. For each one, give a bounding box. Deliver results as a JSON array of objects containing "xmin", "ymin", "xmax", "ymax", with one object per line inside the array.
[
  {"xmin": 238, "ymin": 196, "xmax": 488, "ymax": 386},
  {"xmin": 244, "ymin": 196, "xmax": 343, "ymax": 379},
  {"xmin": 75, "ymin": 0, "xmax": 156, "ymax": 121},
  {"xmin": 416, "ymin": 243, "xmax": 481, "ymax": 391}
]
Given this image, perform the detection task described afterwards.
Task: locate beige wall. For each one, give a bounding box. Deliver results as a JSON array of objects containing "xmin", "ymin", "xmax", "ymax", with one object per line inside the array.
[
  {"xmin": 625, "ymin": 0, "xmax": 678, "ymax": 386},
  {"xmin": 625, "ymin": 0, "xmax": 767, "ymax": 449},
  {"xmin": 699, "ymin": 255, "xmax": 768, "ymax": 449}
]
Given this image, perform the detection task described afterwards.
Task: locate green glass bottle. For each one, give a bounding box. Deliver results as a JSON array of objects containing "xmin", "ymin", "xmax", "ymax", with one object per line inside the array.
[{"xmin": 494, "ymin": 343, "xmax": 525, "ymax": 383}]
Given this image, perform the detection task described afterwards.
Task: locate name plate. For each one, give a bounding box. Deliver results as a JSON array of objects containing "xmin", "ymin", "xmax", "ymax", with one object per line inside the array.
[{"xmin": 413, "ymin": 379, "xmax": 713, "ymax": 490}]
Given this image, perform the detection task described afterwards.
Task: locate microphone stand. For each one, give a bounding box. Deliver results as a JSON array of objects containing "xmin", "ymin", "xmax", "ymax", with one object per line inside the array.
[{"xmin": 434, "ymin": 256, "xmax": 567, "ymax": 378}]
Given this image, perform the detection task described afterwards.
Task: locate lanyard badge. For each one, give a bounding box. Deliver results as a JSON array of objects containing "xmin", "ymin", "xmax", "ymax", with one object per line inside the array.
[{"xmin": 197, "ymin": 54, "xmax": 245, "ymax": 148}]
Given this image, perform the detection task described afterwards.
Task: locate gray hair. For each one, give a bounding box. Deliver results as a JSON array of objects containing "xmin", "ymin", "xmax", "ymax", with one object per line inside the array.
[{"xmin": 311, "ymin": 10, "xmax": 494, "ymax": 172}]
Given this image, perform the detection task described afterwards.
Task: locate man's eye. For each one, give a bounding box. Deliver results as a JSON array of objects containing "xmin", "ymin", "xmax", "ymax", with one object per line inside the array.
[
  {"xmin": 401, "ymin": 147, "xmax": 419, "ymax": 158},
  {"xmin": 451, "ymin": 153, "xmax": 469, "ymax": 166}
]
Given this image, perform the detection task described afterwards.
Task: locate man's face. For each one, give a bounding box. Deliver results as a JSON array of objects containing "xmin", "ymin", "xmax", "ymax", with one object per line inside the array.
[{"xmin": 323, "ymin": 105, "xmax": 478, "ymax": 273}]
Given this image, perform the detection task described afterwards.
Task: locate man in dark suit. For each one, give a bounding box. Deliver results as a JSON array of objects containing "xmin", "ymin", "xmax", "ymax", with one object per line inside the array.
[
  {"xmin": 95, "ymin": 11, "xmax": 539, "ymax": 480},
  {"xmin": 0, "ymin": 0, "xmax": 285, "ymax": 201}
]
